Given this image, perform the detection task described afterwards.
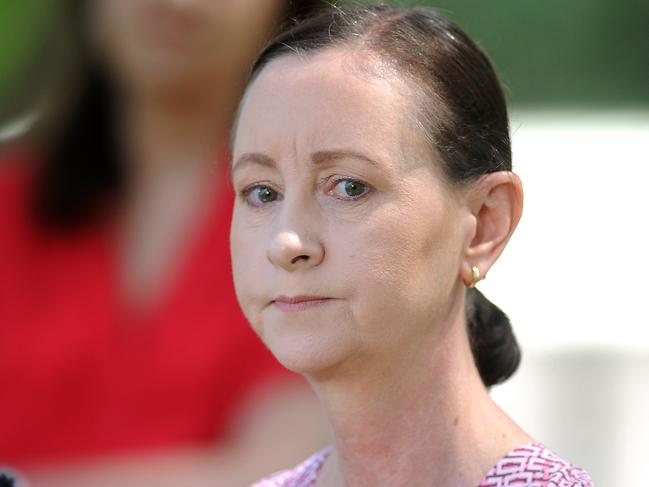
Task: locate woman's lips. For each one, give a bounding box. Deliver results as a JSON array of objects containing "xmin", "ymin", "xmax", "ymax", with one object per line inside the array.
[{"xmin": 272, "ymin": 296, "xmax": 333, "ymax": 312}]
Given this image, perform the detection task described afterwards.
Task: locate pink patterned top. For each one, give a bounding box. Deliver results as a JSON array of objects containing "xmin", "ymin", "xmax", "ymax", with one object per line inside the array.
[{"xmin": 252, "ymin": 442, "xmax": 594, "ymax": 487}]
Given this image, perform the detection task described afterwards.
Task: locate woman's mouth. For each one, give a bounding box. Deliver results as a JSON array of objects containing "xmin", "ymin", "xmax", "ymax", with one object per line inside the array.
[{"xmin": 272, "ymin": 295, "xmax": 333, "ymax": 312}]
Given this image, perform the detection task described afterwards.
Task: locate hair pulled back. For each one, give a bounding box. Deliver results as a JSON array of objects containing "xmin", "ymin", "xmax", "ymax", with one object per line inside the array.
[{"xmin": 248, "ymin": 4, "xmax": 521, "ymax": 387}]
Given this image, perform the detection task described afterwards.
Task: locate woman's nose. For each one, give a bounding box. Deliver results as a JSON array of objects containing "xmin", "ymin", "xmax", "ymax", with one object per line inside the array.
[{"xmin": 267, "ymin": 230, "xmax": 325, "ymax": 272}]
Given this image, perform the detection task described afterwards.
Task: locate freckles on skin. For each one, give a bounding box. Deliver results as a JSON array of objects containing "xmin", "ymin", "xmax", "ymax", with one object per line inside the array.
[
  {"xmin": 232, "ymin": 202, "xmax": 366, "ymax": 374},
  {"xmin": 230, "ymin": 48, "xmax": 467, "ymax": 373},
  {"xmin": 342, "ymin": 175, "xmax": 461, "ymax": 346},
  {"xmin": 234, "ymin": 49, "xmax": 417, "ymax": 169}
]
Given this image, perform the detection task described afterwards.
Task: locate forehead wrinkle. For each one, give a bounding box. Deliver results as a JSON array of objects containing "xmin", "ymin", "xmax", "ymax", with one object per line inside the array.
[
  {"xmin": 329, "ymin": 44, "xmax": 449, "ymax": 162},
  {"xmin": 231, "ymin": 152, "xmax": 276, "ymax": 179},
  {"xmin": 237, "ymin": 46, "xmax": 440, "ymax": 179},
  {"xmin": 333, "ymin": 46, "xmax": 440, "ymax": 171},
  {"xmin": 310, "ymin": 149, "xmax": 383, "ymax": 169}
]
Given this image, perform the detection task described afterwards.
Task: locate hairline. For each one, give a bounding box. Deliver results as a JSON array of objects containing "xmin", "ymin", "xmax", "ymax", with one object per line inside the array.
[{"xmin": 231, "ymin": 43, "xmax": 457, "ymax": 189}]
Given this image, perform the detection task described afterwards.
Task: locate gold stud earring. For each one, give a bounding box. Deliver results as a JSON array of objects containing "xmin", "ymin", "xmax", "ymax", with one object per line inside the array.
[{"xmin": 468, "ymin": 265, "xmax": 481, "ymax": 288}]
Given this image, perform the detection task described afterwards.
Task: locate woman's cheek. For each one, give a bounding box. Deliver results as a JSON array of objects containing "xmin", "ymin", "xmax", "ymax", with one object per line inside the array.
[
  {"xmin": 231, "ymin": 216, "xmax": 260, "ymax": 319},
  {"xmin": 342, "ymin": 223, "xmax": 413, "ymax": 317}
]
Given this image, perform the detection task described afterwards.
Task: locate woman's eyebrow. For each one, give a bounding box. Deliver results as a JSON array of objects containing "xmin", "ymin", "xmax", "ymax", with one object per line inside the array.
[
  {"xmin": 311, "ymin": 150, "xmax": 382, "ymax": 168},
  {"xmin": 232, "ymin": 152, "xmax": 276, "ymax": 175},
  {"xmin": 232, "ymin": 149, "xmax": 382, "ymax": 177}
]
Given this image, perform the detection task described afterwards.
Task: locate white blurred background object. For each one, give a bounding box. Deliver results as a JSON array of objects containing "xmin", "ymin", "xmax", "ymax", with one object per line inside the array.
[{"xmin": 486, "ymin": 110, "xmax": 649, "ymax": 486}]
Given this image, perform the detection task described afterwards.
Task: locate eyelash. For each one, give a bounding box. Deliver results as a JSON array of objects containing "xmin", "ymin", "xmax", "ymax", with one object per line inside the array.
[
  {"xmin": 326, "ymin": 176, "xmax": 372, "ymax": 201},
  {"xmin": 240, "ymin": 182, "xmax": 281, "ymax": 207},
  {"xmin": 240, "ymin": 176, "xmax": 373, "ymax": 207}
]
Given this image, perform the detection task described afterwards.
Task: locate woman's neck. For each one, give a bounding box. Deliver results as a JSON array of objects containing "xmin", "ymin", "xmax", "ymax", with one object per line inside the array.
[
  {"xmin": 311, "ymin": 301, "xmax": 531, "ymax": 487},
  {"xmin": 120, "ymin": 88, "xmax": 230, "ymax": 182},
  {"xmin": 113, "ymin": 88, "xmax": 230, "ymax": 308}
]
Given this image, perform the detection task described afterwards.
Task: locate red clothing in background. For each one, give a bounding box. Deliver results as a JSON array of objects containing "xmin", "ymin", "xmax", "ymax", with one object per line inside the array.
[{"xmin": 0, "ymin": 158, "xmax": 289, "ymax": 467}]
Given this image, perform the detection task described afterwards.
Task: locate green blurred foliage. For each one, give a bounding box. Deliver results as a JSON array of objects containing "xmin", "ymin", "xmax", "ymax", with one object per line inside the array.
[
  {"xmin": 0, "ymin": 1, "xmax": 58, "ymax": 115},
  {"xmin": 393, "ymin": 0, "xmax": 649, "ymax": 107}
]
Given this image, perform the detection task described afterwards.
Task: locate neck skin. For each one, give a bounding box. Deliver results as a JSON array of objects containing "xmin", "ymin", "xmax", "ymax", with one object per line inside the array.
[
  {"xmin": 311, "ymin": 287, "xmax": 532, "ymax": 487},
  {"xmin": 119, "ymin": 81, "xmax": 235, "ymax": 183},
  {"xmin": 114, "ymin": 79, "xmax": 235, "ymax": 307}
]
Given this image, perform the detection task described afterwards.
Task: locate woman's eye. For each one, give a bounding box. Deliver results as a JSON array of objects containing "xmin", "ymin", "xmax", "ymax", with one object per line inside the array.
[
  {"xmin": 244, "ymin": 185, "xmax": 279, "ymax": 206},
  {"xmin": 331, "ymin": 179, "xmax": 370, "ymax": 200}
]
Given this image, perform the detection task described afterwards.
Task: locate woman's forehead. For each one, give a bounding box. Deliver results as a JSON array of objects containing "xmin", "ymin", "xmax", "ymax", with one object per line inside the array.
[
  {"xmin": 234, "ymin": 48, "xmax": 428, "ymax": 161},
  {"xmin": 249, "ymin": 47, "xmax": 413, "ymax": 107}
]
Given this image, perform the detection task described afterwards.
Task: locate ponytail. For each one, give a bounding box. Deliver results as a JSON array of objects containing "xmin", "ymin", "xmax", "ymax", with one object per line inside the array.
[{"xmin": 466, "ymin": 288, "xmax": 520, "ymax": 387}]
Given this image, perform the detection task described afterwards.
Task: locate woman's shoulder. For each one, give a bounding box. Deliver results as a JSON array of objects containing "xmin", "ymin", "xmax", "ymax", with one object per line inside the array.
[
  {"xmin": 250, "ymin": 447, "xmax": 331, "ymax": 487},
  {"xmin": 479, "ymin": 442, "xmax": 594, "ymax": 487}
]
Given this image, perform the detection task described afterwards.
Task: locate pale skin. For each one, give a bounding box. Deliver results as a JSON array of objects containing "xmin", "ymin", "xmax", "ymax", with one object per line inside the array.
[
  {"xmin": 23, "ymin": 1, "xmax": 330, "ymax": 485},
  {"xmin": 231, "ymin": 47, "xmax": 530, "ymax": 487},
  {"xmin": 90, "ymin": 0, "xmax": 290, "ymax": 307}
]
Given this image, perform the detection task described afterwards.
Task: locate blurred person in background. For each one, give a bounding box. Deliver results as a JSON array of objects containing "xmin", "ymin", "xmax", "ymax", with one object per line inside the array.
[{"xmin": 0, "ymin": 1, "xmax": 331, "ymax": 486}]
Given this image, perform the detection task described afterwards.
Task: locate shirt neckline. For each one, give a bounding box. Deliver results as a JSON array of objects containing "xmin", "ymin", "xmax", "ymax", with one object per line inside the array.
[{"xmin": 309, "ymin": 441, "xmax": 547, "ymax": 486}]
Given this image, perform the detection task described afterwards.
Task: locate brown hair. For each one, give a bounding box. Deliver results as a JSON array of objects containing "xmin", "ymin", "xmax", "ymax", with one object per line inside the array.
[{"xmin": 246, "ymin": 4, "xmax": 520, "ymax": 387}]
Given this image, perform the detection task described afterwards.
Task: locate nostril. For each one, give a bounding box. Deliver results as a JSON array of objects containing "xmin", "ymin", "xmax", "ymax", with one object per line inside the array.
[{"xmin": 290, "ymin": 255, "xmax": 309, "ymax": 265}]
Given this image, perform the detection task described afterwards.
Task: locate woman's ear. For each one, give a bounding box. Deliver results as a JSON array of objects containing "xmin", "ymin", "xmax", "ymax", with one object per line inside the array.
[{"xmin": 460, "ymin": 171, "xmax": 523, "ymax": 286}]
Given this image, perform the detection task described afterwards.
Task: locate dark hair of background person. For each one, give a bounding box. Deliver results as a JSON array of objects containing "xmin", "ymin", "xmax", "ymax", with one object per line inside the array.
[
  {"xmin": 246, "ymin": 4, "xmax": 521, "ymax": 387},
  {"xmin": 32, "ymin": 0, "xmax": 330, "ymax": 231}
]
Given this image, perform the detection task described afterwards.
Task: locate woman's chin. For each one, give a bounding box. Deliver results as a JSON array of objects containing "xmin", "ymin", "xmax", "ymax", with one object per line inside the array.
[
  {"xmin": 262, "ymin": 324, "xmax": 353, "ymax": 376},
  {"xmin": 254, "ymin": 303, "xmax": 354, "ymax": 374}
]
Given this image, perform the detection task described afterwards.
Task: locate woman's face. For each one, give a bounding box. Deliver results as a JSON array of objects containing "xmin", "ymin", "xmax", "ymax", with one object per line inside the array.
[
  {"xmin": 92, "ymin": 0, "xmax": 284, "ymax": 95},
  {"xmin": 231, "ymin": 49, "xmax": 472, "ymax": 375}
]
